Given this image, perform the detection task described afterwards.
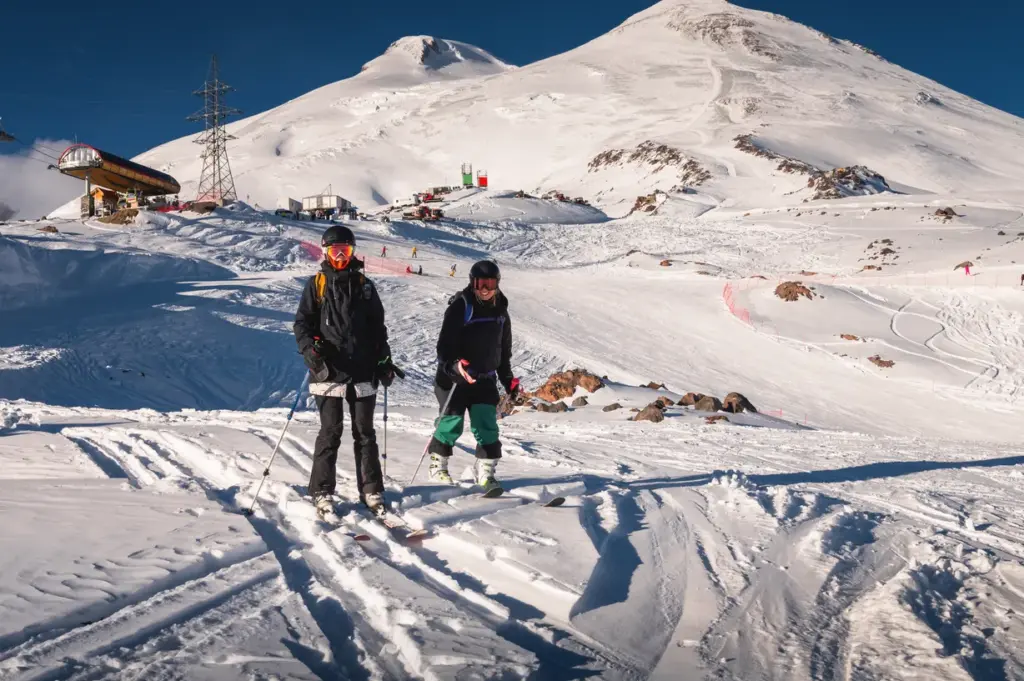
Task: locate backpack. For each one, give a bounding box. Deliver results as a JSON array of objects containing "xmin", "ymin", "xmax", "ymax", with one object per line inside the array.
[{"xmin": 313, "ymin": 271, "xmax": 371, "ymax": 306}]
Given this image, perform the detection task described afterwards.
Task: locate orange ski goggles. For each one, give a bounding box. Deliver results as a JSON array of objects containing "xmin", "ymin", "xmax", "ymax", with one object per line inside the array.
[{"xmin": 325, "ymin": 243, "xmax": 354, "ymax": 269}]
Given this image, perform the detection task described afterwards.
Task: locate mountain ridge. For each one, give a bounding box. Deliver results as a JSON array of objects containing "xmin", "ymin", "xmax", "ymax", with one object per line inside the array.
[{"xmin": 111, "ymin": 0, "xmax": 1024, "ymax": 217}]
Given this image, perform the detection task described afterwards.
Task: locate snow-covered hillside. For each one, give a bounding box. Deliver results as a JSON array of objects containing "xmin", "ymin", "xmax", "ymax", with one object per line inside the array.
[
  {"xmin": 116, "ymin": 0, "xmax": 1024, "ymax": 218},
  {"xmin": 5, "ymin": 180, "xmax": 1024, "ymax": 678}
]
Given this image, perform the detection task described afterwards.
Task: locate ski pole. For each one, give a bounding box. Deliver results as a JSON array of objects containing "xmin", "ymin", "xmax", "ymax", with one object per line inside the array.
[
  {"xmin": 380, "ymin": 361, "xmax": 405, "ymax": 481},
  {"xmin": 409, "ymin": 383, "xmax": 457, "ymax": 486},
  {"xmin": 245, "ymin": 372, "xmax": 309, "ymax": 516}
]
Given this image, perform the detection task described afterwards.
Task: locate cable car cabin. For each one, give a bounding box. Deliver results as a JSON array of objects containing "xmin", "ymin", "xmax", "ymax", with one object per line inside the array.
[{"xmin": 57, "ymin": 144, "xmax": 181, "ymax": 197}]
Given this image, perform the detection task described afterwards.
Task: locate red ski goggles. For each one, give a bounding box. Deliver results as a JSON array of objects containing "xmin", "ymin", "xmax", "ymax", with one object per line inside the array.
[
  {"xmin": 325, "ymin": 243, "xmax": 354, "ymax": 268},
  {"xmin": 473, "ymin": 277, "xmax": 499, "ymax": 292}
]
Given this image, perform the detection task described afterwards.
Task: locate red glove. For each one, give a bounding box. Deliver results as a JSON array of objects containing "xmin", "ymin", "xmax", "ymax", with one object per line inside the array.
[
  {"xmin": 454, "ymin": 359, "xmax": 476, "ymax": 385},
  {"xmin": 507, "ymin": 377, "xmax": 521, "ymax": 397}
]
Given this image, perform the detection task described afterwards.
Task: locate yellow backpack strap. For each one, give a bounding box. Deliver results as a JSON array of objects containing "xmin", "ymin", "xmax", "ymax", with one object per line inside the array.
[{"xmin": 314, "ymin": 272, "xmax": 326, "ymax": 305}]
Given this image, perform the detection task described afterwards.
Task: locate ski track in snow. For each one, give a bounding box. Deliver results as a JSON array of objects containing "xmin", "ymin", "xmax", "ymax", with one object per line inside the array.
[{"xmin": 5, "ymin": 408, "xmax": 1024, "ymax": 680}]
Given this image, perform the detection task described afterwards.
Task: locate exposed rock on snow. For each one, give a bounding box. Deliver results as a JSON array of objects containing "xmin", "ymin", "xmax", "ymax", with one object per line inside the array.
[
  {"xmin": 535, "ymin": 400, "xmax": 569, "ymax": 413},
  {"xmin": 868, "ymin": 355, "xmax": 895, "ymax": 368},
  {"xmin": 841, "ymin": 334, "xmax": 861, "ymax": 341},
  {"xmin": 936, "ymin": 207, "xmax": 959, "ymax": 219},
  {"xmin": 601, "ymin": 402, "xmax": 622, "ymax": 412},
  {"xmin": 571, "ymin": 396, "xmax": 589, "ymax": 407},
  {"xmin": 589, "ymin": 141, "xmax": 711, "ymax": 192},
  {"xmin": 775, "ymin": 281, "xmax": 815, "ymax": 301},
  {"xmin": 695, "ymin": 395, "xmax": 723, "ymax": 412},
  {"xmin": 531, "ymin": 369, "xmax": 604, "ymax": 402},
  {"xmin": 954, "ymin": 260, "xmax": 974, "ymax": 272},
  {"xmin": 36, "ymin": 225, "xmax": 59, "ymax": 234},
  {"xmin": 722, "ymin": 392, "xmax": 757, "ymax": 413},
  {"xmin": 671, "ymin": 10, "xmax": 785, "ymax": 62},
  {"xmin": 678, "ymin": 392, "xmax": 705, "ymax": 406},
  {"xmin": 634, "ymin": 403, "xmax": 666, "ymax": 422},
  {"xmin": 734, "ymin": 135, "xmax": 816, "ymax": 175},
  {"xmin": 806, "ymin": 165, "xmax": 891, "ymax": 201},
  {"xmin": 705, "ymin": 414, "xmax": 729, "ymax": 424},
  {"xmin": 734, "ymin": 135, "xmax": 892, "ymax": 200},
  {"xmin": 633, "ymin": 193, "xmax": 663, "ymax": 215}
]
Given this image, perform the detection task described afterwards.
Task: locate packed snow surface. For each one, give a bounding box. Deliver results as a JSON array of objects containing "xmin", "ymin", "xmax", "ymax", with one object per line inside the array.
[{"xmin": 6, "ymin": 0, "xmax": 1024, "ymax": 678}]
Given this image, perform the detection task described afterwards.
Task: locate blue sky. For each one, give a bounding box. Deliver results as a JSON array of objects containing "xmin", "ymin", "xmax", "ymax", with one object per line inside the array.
[{"xmin": 1, "ymin": 0, "xmax": 1020, "ymax": 160}]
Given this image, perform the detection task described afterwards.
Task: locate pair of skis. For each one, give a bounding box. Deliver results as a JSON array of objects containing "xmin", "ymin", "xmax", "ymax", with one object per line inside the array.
[{"xmin": 316, "ymin": 486, "xmax": 566, "ymax": 544}]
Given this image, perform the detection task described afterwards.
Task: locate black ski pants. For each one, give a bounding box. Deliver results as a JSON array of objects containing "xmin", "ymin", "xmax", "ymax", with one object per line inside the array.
[{"xmin": 309, "ymin": 385, "xmax": 382, "ymax": 499}]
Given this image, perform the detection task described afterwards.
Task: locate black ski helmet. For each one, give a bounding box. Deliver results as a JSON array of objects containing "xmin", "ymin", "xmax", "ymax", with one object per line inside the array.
[
  {"xmin": 469, "ymin": 260, "xmax": 500, "ymax": 283},
  {"xmin": 321, "ymin": 225, "xmax": 355, "ymax": 247}
]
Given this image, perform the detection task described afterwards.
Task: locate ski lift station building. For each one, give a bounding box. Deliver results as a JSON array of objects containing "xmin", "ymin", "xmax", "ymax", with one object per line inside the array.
[
  {"xmin": 57, "ymin": 144, "xmax": 181, "ymax": 197},
  {"xmin": 301, "ymin": 194, "xmax": 352, "ymax": 214}
]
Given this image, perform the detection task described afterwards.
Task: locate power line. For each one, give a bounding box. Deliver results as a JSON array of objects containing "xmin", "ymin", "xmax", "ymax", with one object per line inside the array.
[{"xmin": 187, "ymin": 55, "xmax": 241, "ymax": 204}]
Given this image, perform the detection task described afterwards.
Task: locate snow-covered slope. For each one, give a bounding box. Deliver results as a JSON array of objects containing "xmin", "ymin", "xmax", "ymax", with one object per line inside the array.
[
  {"xmin": 126, "ymin": 0, "xmax": 1024, "ymax": 218},
  {"xmin": 5, "ymin": 183, "xmax": 1024, "ymax": 678}
]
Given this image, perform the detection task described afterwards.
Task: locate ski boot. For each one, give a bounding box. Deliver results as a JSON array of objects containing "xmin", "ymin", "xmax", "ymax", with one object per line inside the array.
[
  {"xmin": 313, "ymin": 494, "xmax": 335, "ymax": 518},
  {"xmin": 364, "ymin": 492, "xmax": 386, "ymax": 516},
  {"xmin": 475, "ymin": 459, "xmax": 503, "ymax": 496},
  {"xmin": 428, "ymin": 453, "xmax": 455, "ymax": 485}
]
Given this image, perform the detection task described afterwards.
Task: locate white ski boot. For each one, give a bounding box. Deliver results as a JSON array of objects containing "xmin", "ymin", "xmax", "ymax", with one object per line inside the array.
[
  {"xmin": 313, "ymin": 494, "xmax": 335, "ymax": 518},
  {"xmin": 364, "ymin": 492, "xmax": 385, "ymax": 515},
  {"xmin": 475, "ymin": 459, "xmax": 503, "ymax": 495},
  {"xmin": 429, "ymin": 453, "xmax": 455, "ymax": 485}
]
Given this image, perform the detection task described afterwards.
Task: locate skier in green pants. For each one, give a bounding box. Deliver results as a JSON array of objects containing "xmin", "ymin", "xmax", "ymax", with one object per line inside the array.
[{"xmin": 428, "ymin": 260, "xmax": 520, "ymax": 492}]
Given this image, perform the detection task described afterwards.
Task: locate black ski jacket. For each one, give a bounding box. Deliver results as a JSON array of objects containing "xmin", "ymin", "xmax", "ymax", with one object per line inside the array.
[
  {"xmin": 293, "ymin": 260, "xmax": 390, "ymax": 384},
  {"xmin": 435, "ymin": 286, "xmax": 513, "ymax": 391}
]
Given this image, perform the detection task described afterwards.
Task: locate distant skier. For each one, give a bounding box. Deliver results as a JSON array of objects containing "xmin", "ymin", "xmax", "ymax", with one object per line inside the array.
[
  {"xmin": 293, "ymin": 225, "xmax": 396, "ymax": 517},
  {"xmin": 406, "ymin": 265, "xmax": 413, "ymax": 274},
  {"xmin": 1019, "ymin": 273, "xmax": 1023, "ymax": 286},
  {"xmin": 965, "ymin": 264, "xmax": 971, "ymax": 276},
  {"xmin": 426, "ymin": 260, "xmax": 520, "ymax": 492},
  {"xmin": 418, "ymin": 265, "xmax": 423, "ymax": 276},
  {"xmin": 380, "ymin": 245, "xmax": 387, "ymax": 258},
  {"xmin": 412, "ymin": 246, "xmax": 418, "ymax": 259},
  {"xmin": 449, "ymin": 263, "xmax": 456, "ymax": 277}
]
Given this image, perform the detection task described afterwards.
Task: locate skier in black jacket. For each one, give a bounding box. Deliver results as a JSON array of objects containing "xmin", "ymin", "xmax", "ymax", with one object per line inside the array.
[
  {"xmin": 427, "ymin": 260, "xmax": 520, "ymax": 492},
  {"xmin": 294, "ymin": 226, "xmax": 395, "ymax": 516}
]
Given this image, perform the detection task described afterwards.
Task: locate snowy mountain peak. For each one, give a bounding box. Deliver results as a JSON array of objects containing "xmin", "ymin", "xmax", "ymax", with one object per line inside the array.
[
  {"xmin": 360, "ymin": 36, "xmax": 511, "ymax": 79},
  {"xmin": 128, "ymin": 0, "xmax": 1024, "ymax": 215}
]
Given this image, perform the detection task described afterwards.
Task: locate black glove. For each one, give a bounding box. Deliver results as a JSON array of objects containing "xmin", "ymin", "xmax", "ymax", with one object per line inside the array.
[
  {"xmin": 375, "ymin": 358, "xmax": 395, "ymax": 388},
  {"xmin": 504, "ymin": 377, "xmax": 521, "ymax": 399},
  {"xmin": 302, "ymin": 346, "xmax": 329, "ymax": 382}
]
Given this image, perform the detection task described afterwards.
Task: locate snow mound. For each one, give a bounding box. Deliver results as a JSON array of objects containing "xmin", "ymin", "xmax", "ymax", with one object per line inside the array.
[
  {"xmin": 0, "ymin": 236, "xmax": 232, "ymax": 311},
  {"xmin": 443, "ymin": 190, "xmax": 608, "ymax": 225}
]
